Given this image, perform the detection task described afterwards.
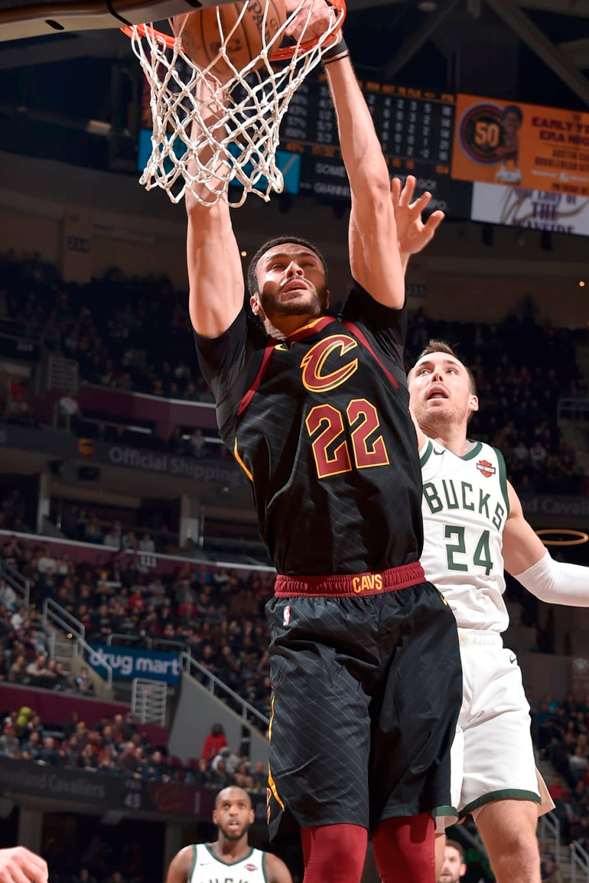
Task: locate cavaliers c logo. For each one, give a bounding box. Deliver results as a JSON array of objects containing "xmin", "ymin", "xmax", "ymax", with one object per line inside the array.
[{"xmin": 300, "ymin": 334, "xmax": 359, "ymax": 392}]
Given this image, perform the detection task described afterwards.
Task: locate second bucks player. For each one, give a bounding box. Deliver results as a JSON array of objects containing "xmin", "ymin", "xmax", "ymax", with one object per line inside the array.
[
  {"xmin": 165, "ymin": 787, "xmax": 292, "ymax": 883},
  {"xmin": 407, "ymin": 340, "xmax": 589, "ymax": 883}
]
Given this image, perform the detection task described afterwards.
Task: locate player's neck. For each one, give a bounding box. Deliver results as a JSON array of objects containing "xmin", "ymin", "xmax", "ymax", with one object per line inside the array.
[
  {"xmin": 429, "ymin": 422, "xmax": 469, "ymax": 457},
  {"xmin": 211, "ymin": 836, "xmax": 250, "ymax": 862},
  {"xmin": 263, "ymin": 312, "xmax": 324, "ymax": 339}
]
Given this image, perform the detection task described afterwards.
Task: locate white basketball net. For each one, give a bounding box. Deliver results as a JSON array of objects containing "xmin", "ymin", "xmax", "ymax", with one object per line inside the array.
[{"xmin": 125, "ymin": 0, "xmax": 345, "ymax": 206}]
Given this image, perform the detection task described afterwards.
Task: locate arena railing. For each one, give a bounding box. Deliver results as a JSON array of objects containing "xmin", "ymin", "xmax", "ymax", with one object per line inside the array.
[
  {"xmin": 571, "ymin": 841, "xmax": 589, "ymax": 883},
  {"xmin": 43, "ymin": 597, "xmax": 113, "ymax": 690},
  {"xmin": 539, "ymin": 810, "xmax": 561, "ymax": 866},
  {"xmin": 1, "ymin": 563, "xmax": 30, "ymax": 609},
  {"xmin": 180, "ymin": 652, "xmax": 269, "ymax": 732}
]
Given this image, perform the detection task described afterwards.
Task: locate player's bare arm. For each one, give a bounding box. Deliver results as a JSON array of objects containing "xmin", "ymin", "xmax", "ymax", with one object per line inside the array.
[
  {"xmin": 323, "ymin": 54, "xmax": 404, "ymax": 308},
  {"xmin": 265, "ymin": 853, "xmax": 293, "ymax": 883},
  {"xmin": 503, "ymin": 481, "xmax": 589, "ymax": 603},
  {"xmin": 164, "ymin": 846, "xmax": 193, "ymax": 883},
  {"xmin": 0, "ymin": 847, "xmax": 48, "ymax": 883},
  {"xmin": 185, "ymin": 103, "xmax": 244, "ymax": 339},
  {"xmin": 391, "ymin": 175, "xmax": 445, "ymax": 273}
]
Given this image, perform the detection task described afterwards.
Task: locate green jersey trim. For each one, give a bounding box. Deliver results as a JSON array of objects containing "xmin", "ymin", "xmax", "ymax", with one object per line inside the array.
[
  {"xmin": 203, "ymin": 844, "xmax": 255, "ymax": 866},
  {"xmin": 494, "ymin": 447, "xmax": 510, "ymax": 515},
  {"xmin": 189, "ymin": 846, "xmax": 197, "ymax": 882},
  {"xmin": 262, "ymin": 852, "xmax": 268, "ymax": 883},
  {"xmin": 460, "ymin": 788, "xmax": 541, "ymax": 818},
  {"xmin": 460, "ymin": 441, "xmax": 482, "ymax": 461},
  {"xmin": 420, "ymin": 439, "xmax": 433, "ymax": 467}
]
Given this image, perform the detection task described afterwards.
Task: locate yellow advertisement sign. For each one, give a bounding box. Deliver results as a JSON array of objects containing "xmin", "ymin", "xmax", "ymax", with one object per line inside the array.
[{"xmin": 452, "ymin": 94, "xmax": 589, "ymax": 197}]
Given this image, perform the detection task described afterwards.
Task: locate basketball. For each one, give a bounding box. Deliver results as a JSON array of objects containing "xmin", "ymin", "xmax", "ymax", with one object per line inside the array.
[{"xmin": 172, "ymin": 0, "xmax": 287, "ymax": 81}]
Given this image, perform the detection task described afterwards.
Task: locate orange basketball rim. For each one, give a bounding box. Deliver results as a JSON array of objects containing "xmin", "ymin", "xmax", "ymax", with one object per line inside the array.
[{"xmin": 121, "ymin": 0, "xmax": 347, "ymax": 63}]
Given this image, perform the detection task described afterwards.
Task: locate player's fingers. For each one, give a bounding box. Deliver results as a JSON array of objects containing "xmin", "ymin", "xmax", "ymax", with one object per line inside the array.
[
  {"xmin": 391, "ymin": 177, "xmax": 401, "ymax": 204},
  {"xmin": 410, "ymin": 191, "xmax": 433, "ymax": 216},
  {"xmin": 11, "ymin": 850, "xmax": 48, "ymax": 883},
  {"xmin": 0, "ymin": 862, "xmax": 36, "ymax": 883},
  {"xmin": 400, "ymin": 175, "xmax": 416, "ymax": 206},
  {"xmin": 422, "ymin": 210, "xmax": 445, "ymax": 240}
]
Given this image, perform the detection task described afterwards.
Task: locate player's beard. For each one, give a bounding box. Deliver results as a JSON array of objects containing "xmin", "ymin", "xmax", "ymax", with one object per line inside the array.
[
  {"xmin": 414, "ymin": 399, "xmax": 468, "ymax": 436},
  {"xmin": 218, "ymin": 821, "xmax": 249, "ymax": 842},
  {"xmin": 260, "ymin": 281, "xmax": 328, "ymax": 320}
]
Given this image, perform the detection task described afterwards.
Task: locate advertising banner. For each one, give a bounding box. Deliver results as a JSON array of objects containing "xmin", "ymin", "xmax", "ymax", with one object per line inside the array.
[
  {"xmin": 471, "ymin": 182, "xmax": 589, "ymax": 235},
  {"xmin": 89, "ymin": 644, "xmax": 181, "ymax": 685},
  {"xmin": 452, "ymin": 94, "xmax": 589, "ymax": 197}
]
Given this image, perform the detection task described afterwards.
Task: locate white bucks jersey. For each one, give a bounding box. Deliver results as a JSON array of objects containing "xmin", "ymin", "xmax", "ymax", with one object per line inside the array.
[
  {"xmin": 420, "ymin": 437, "xmax": 510, "ymax": 631},
  {"xmin": 188, "ymin": 844, "xmax": 268, "ymax": 883}
]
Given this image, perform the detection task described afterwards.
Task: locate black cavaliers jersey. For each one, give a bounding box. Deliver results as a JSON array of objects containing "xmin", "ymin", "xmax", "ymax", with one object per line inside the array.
[{"xmin": 195, "ymin": 283, "xmax": 423, "ymax": 576}]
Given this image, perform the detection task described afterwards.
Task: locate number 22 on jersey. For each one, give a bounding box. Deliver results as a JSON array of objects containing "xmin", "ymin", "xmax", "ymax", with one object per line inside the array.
[{"xmin": 305, "ymin": 398, "xmax": 390, "ymax": 479}]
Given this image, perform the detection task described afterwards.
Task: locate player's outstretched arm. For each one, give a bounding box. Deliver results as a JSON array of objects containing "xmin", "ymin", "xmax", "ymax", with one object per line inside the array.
[
  {"xmin": 265, "ymin": 853, "xmax": 293, "ymax": 883},
  {"xmin": 185, "ymin": 109, "xmax": 244, "ymax": 339},
  {"xmin": 504, "ymin": 481, "xmax": 589, "ymax": 604},
  {"xmin": 164, "ymin": 846, "xmax": 193, "ymax": 883},
  {"xmin": 391, "ymin": 176, "xmax": 445, "ymax": 274},
  {"xmin": 0, "ymin": 847, "xmax": 48, "ymax": 883},
  {"xmin": 323, "ymin": 53, "xmax": 403, "ymax": 309}
]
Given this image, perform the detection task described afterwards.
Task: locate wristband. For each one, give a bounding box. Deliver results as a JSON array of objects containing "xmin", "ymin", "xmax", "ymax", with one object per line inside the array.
[{"xmin": 323, "ymin": 36, "xmax": 347, "ymax": 61}]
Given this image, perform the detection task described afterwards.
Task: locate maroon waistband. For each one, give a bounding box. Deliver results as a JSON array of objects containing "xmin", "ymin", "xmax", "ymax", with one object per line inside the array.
[{"xmin": 274, "ymin": 561, "xmax": 426, "ymax": 598}]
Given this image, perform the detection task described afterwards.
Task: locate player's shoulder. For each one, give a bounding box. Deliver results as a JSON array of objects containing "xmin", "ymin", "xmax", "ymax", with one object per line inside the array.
[{"xmin": 262, "ymin": 850, "xmax": 291, "ymax": 882}]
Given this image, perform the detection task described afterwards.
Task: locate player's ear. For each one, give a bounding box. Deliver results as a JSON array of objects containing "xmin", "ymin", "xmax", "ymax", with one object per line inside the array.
[
  {"xmin": 212, "ymin": 808, "xmax": 219, "ymax": 825},
  {"xmin": 250, "ymin": 292, "xmax": 264, "ymax": 319},
  {"xmin": 249, "ymin": 808, "xmax": 255, "ymax": 824},
  {"xmin": 325, "ymin": 288, "xmax": 330, "ymax": 309},
  {"xmin": 469, "ymin": 394, "xmax": 479, "ymax": 414}
]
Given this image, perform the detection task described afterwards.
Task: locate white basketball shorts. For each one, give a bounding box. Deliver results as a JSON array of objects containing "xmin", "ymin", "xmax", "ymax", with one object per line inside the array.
[{"xmin": 446, "ymin": 629, "xmax": 547, "ymax": 823}]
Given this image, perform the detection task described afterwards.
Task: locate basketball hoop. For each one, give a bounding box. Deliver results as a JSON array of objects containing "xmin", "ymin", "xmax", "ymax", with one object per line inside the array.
[{"xmin": 122, "ymin": 0, "xmax": 346, "ymax": 206}]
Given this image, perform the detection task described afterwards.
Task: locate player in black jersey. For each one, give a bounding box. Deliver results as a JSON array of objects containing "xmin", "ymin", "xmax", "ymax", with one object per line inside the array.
[{"xmin": 185, "ymin": 15, "xmax": 462, "ymax": 883}]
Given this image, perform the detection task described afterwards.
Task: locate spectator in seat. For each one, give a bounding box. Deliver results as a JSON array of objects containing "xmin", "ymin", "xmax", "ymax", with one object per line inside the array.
[
  {"xmin": 21, "ymin": 730, "xmax": 42, "ymax": 761},
  {"xmin": 117, "ymin": 742, "xmax": 140, "ymax": 777},
  {"xmin": 0, "ymin": 579, "xmax": 17, "ymax": 612},
  {"xmin": 202, "ymin": 723, "xmax": 227, "ymax": 761},
  {"xmin": 8, "ymin": 654, "xmax": 27, "ymax": 685},
  {"xmin": 189, "ymin": 757, "xmax": 212, "ymax": 788},
  {"xmin": 74, "ymin": 667, "xmax": 95, "ymax": 696},
  {"xmin": 75, "ymin": 870, "xmax": 97, "ymax": 883},
  {"xmin": 541, "ymin": 855, "xmax": 564, "ymax": 883},
  {"xmin": 26, "ymin": 654, "xmax": 50, "ymax": 687},
  {"xmin": 138, "ymin": 533, "xmax": 155, "ymax": 553},
  {"xmin": 39, "ymin": 737, "xmax": 62, "ymax": 766},
  {"xmin": 188, "ymin": 428, "xmax": 206, "ymax": 458},
  {"xmin": 103, "ymin": 523, "xmax": 122, "ymax": 549},
  {"xmin": 0, "ymin": 725, "xmax": 20, "ymax": 757},
  {"xmin": 84, "ymin": 514, "xmax": 103, "ymax": 544},
  {"xmin": 569, "ymin": 745, "xmax": 589, "ymax": 782},
  {"xmin": 37, "ymin": 546, "xmax": 56, "ymax": 574},
  {"xmin": 251, "ymin": 760, "xmax": 266, "ymax": 792}
]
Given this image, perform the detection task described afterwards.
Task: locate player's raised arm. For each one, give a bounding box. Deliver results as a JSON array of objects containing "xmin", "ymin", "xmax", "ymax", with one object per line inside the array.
[
  {"xmin": 323, "ymin": 52, "xmax": 403, "ymax": 308},
  {"xmin": 185, "ymin": 108, "xmax": 245, "ymax": 339},
  {"xmin": 503, "ymin": 481, "xmax": 589, "ymax": 604}
]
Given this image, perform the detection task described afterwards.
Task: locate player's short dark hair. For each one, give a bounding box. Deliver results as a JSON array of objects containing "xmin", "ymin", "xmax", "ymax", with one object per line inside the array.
[
  {"xmin": 446, "ymin": 840, "xmax": 465, "ymax": 862},
  {"xmin": 215, "ymin": 786, "xmax": 252, "ymax": 808},
  {"xmin": 502, "ymin": 104, "xmax": 523, "ymax": 123},
  {"xmin": 246, "ymin": 236, "xmax": 328, "ymax": 298},
  {"xmin": 413, "ymin": 339, "xmax": 477, "ymax": 396}
]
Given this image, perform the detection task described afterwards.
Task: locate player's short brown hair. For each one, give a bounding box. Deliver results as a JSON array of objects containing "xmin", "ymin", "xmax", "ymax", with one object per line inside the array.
[
  {"xmin": 413, "ymin": 339, "xmax": 477, "ymax": 396},
  {"xmin": 246, "ymin": 235, "xmax": 328, "ymax": 298},
  {"xmin": 446, "ymin": 840, "xmax": 465, "ymax": 862}
]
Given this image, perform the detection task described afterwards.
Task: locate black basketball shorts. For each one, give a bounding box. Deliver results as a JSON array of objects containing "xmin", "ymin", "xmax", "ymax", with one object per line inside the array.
[{"xmin": 265, "ymin": 563, "xmax": 462, "ymax": 844}]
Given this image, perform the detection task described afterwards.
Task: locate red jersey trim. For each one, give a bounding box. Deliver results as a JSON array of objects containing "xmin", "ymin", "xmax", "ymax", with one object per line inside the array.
[
  {"xmin": 341, "ymin": 320, "xmax": 399, "ymax": 389},
  {"xmin": 237, "ymin": 340, "xmax": 275, "ymax": 418},
  {"xmin": 287, "ymin": 315, "xmax": 336, "ymax": 342}
]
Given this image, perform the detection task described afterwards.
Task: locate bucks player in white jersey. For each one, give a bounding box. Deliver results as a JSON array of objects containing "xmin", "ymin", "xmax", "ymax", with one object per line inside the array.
[
  {"xmin": 165, "ymin": 787, "xmax": 292, "ymax": 883},
  {"xmin": 406, "ymin": 339, "xmax": 589, "ymax": 883}
]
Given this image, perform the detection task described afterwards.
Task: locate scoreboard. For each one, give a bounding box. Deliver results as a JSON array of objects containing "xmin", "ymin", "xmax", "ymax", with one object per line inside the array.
[{"xmin": 279, "ymin": 75, "xmax": 456, "ymax": 192}]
